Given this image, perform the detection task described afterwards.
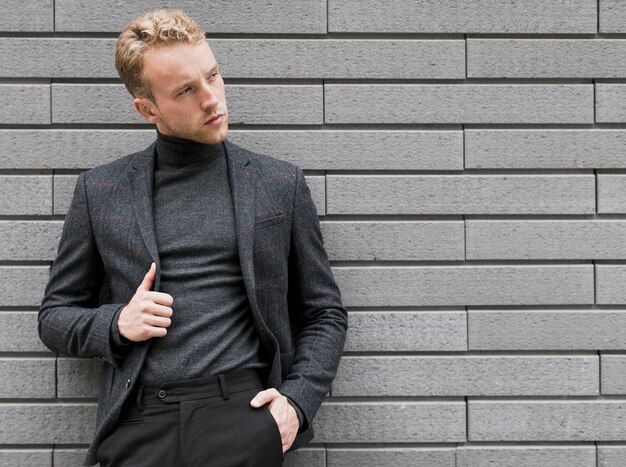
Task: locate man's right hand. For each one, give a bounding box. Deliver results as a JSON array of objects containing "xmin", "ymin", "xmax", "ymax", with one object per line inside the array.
[{"xmin": 117, "ymin": 262, "xmax": 174, "ymax": 342}]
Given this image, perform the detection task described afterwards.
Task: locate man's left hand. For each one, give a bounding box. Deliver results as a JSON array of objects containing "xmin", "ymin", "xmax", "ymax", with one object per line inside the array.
[{"xmin": 250, "ymin": 388, "xmax": 299, "ymax": 453}]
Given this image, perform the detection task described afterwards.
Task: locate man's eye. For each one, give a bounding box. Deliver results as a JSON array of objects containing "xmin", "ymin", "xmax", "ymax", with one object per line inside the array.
[
  {"xmin": 179, "ymin": 87, "xmax": 192, "ymax": 95},
  {"xmin": 209, "ymin": 71, "xmax": 219, "ymax": 80}
]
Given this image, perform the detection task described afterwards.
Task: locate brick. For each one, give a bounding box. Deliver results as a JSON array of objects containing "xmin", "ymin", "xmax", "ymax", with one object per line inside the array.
[
  {"xmin": 0, "ymin": 176, "xmax": 51, "ymax": 215},
  {"xmin": 0, "ymin": 130, "xmax": 154, "ymax": 169},
  {"xmin": 328, "ymin": 448, "xmax": 455, "ymax": 467},
  {"xmin": 0, "ymin": 267, "xmax": 50, "ymax": 307},
  {"xmin": 313, "ymin": 402, "xmax": 465, "ymax": 443},
  {"xmin": 329, "ymin": 0, "xmax": 596, "ymax": 33},
  {"xmin": 466, "ymin": 220, "xmax": 626, "ymax": 260},
  {"xmin": 600, "ymin": 0, "xmax": 626, "ymax": 33},
  {"xmin": 53, "ymin": 449, "xmax": 87, "ymax": 467},
  {"xmin": 0, "ymin": 312, "xmax": 49, "ymax": 353},
  {"xmin": 0, "ymin": 450, "xmax": 50, "ymax": 466},
  {"xmin": 597, "ymin": 265, "xmax": 626, "ymax": 305},
  {"xmin": 0, "ymin": 359, "xmax": 55, "ymax": 398},
  {"xmin": 229, "ymin": 130, "xmax": 463, "ymax": 170},
  {"xmin": 469, "ymin": 400, "xmax": 626, "ymax": 441},
  {"xmin": 598, "ymin": 445, "xmax": 626, "ymax": 467},
  {"xmin": 457, "ymin": 446, "xmax": 595, "ymax": 467},
  {"xmin": 51, "ymin": 84, "xmax": 323, "ymax": 125},
  {"xmin": 0, "ymin": 404, "xmax": 95, "ymax": 443},
  {"xmin": 468, "ymin": 40, "xmax": 626, "ymax": 78},
  {"xmin": 598, "ymin": 175, "xmax": 626, "ymax": 214},
  {"xmin": 333, "ymin": 265, "xmax": 593, "ymax": 307},
  {"xmin": 0, "ymin": 221, "xmax": 63, "ymax": 261},
  {"xmin": 334, "ymin": 356, "xmax": 597, "ymax": 397},
  {"xmin": 0, "ymin": 39, "xmax": 464, "ymax": 79},
  {"xmin": 55, "ymin": 0, "xmax": 326, "ymax": 33},
  {"xmin": 469, "ymin": 310, "xmax": 626, "ymax": 350},
  {"xmin": 0, "ymin": 0, "xmax": 53, "ymax": 31},
  {"xmin": 326, "ymin": 175, "xmax": 595, "ymax": 215},
  {"xmin": 601, "ymin": 355, "xmax": 626, "ymax": 394},
  {"xmin": 57, "ymin": 358, "xmax": 102, "ymax": 399},
  {"xmin": 596, "ymin": 84, "xmax": 626, "ymax": 122},
  {"xmin": 0, "ymin": 85, "xmax": 50, "ymax": 124},
  {"xmin": 345, "ymin": 311, "xmax": 467, "ymax": 352},
  {"xmin": 53, "ymin": 175, "xmax": 78, "ymax": 215},
  {"xmin": 284, "ymin": 448, "xmax": 325, "ymax": 467},
  {"xmin": 466, "ymin": 130, "xmax": 626, "ymax": 169},
  {"xmin": 325, "ymin": 84, "xmax": 593, "ymax": 124},
  {"xmin": 321, "ymin": 221, "xmax": 464, "ymax": 261},
  {"xmin": 0, "ymin": 38, "xmax": 115, "ymax": 78},
  {"xmin": 304, "ymin": 176, "xmax": 325, "ymax": 216}
]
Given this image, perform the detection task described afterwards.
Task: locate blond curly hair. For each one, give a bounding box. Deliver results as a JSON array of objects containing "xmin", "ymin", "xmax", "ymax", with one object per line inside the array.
[{"xmin": 115, "ymin": 9, "xmax": 206, "ymax": 100}]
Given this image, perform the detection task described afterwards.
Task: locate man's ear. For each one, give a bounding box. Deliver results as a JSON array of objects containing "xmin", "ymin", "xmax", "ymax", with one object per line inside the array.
[{"xmin": 133, "ymin": 96, "xmax": 159, "ymax": 124}]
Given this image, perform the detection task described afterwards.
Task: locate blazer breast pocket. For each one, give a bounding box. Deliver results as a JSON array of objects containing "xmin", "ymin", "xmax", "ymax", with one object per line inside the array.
[{"xmin": 255, "ymin": 212, "xmax": 286, "ymax": 230}]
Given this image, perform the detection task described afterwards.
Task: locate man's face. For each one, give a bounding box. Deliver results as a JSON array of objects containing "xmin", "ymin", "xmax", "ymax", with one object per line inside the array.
[{"xmin": 134, "ymin": 41, "xmax": 228, "ymax": 144}]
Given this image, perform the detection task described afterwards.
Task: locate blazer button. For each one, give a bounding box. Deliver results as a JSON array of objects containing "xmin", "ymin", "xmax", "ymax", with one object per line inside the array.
[
  {"xmin": 125, "ymin": 379, "xmax": 131, "ymax": 389},
  {"xmin": 158, "ymin": 389, "xmax": 167, "ymax": 399}
]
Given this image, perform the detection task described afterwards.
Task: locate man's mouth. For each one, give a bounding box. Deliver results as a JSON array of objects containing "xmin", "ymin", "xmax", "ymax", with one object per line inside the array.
[{"xmin": 204, "ymin": 114, "xmax": 224, "ymax": 126}]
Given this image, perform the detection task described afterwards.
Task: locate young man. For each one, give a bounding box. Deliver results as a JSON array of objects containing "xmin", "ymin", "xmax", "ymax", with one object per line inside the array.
[{"xmin": 38, "ymin": 9, "xmax": 347, "ymax": 466}]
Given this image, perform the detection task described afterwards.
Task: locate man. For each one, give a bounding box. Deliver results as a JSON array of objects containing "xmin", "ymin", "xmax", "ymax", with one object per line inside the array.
[{"xmin": 38, "ymin": 9, "xmax": 347, "ymax": 467}]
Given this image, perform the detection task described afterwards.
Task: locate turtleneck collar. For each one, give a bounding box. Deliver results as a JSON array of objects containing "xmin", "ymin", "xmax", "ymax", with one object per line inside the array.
[{"xmin": 155, "ymin": 129, "xmax": 225, "ymax": 168}]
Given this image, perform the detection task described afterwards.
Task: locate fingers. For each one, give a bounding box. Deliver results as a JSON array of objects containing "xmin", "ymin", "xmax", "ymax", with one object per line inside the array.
[
  {"xmin": 250, "ymin": 388, "xmax": 280, "ymax": 407},
  {"xmin": 140, "ymin": 291, "xmax": 174, "ymax": 307},
  {"xmin": 137, "ymin": 262, "xmax": 156, "ymax": 293}
]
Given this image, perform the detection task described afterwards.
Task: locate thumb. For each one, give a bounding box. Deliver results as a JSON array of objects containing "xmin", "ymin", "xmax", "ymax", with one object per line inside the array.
[
  {"xmin": 137, "ymin": 262, "xmax": 156, "ymax": 292},
  {"xmin": 250, "ymin": 388, "xmax": 278, "ymax": 408}
]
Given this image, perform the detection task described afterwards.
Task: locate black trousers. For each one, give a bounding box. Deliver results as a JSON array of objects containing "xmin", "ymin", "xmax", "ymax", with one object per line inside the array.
[{"xmin": 96, "ymin": 369, "xmax": 284, "ymax": 467}]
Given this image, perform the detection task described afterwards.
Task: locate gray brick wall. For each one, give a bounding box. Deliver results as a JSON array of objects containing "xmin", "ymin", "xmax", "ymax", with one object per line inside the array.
[{"xmin": 1, "ymin": 1, "xmax": 625, "ymax": 466}]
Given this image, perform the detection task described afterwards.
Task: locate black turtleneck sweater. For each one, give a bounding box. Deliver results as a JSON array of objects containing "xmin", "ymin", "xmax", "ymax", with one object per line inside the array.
[{"xmin": 126, "ymin": 131, "xmax": 267, "ymax": 384}]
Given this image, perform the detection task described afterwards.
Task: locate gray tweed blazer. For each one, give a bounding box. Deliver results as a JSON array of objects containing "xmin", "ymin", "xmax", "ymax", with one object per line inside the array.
[{"xmin": 38, "ymin": 138, "xmax": 348, "ymax": 466}]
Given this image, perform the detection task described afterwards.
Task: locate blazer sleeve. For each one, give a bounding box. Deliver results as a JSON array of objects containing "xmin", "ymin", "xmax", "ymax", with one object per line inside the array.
[
  {"xmin": 38, "ymin": 171, "xmax": 128, "ymax": 368},
  {"xmin": 277, "ymin": 167, "xmax": 348, "ymax": 428}
]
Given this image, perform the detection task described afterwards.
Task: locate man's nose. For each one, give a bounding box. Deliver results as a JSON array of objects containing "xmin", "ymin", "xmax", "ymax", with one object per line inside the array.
[{"xmin": 199, "ymin": 82, "xmax": 219, "ymax": 109}]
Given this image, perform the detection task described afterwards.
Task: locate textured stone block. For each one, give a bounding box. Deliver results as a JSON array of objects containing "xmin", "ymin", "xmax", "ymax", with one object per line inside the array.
[
  {"xmin": 53, "ymin": 175, "xmax": 79, "ymax": 215},
  {"xmin": 466, "ymin": 130, "xmax": 626, "ymax": 169},
  {"xmin": 305, "ymin": 176, "xmax": 325, "ymax": 216},
  {"xmin": 51, "ymin": 84, "xmax": 323, "ymax": 125},
  {"xmin": 329, "ymin": 0, "xmax": 596, "ymax": 33},
  {"xmin": 469, "ymin": 400, "xmax": 626, "ymax": 441},
  {"xmin": 468, "ymin": 40, "xmax": 626, "ymax": 78},
  {"xmin": 598, "ymin": 445, "xmax": 626, "ymax": 467},
  {"xmin": 0, "ymin": 1, "xmax": 53, "ymax": 31},
  {"xmin": 0, "ymin": 267, "xmax": 50, "ymax": 307},
  {"xmin": 469, "ymin": 310, "xmax": 626, "ymax": 350},
  {"xmin": 333, "ymin": 265, "xmax": 593, "ymax": 307},
  {"xmin": 53, "ymin": 449, "xmax": 87, "ymax": 467},
  {"xmin": 0, "ymin": 450, "xmax": 51, "ymax": 467},
  {"xmin": 325, "ymin": 84, "xmax": 593, "ymax": 124},
  {"xmin": 0, "ymin": 404, "xmax": 96, "ymax": 443},
  {"xmin": 0, "ymin": 359, "xmax": 55, "ymax": 398},
  {"xmin": 0, "ymin": 176, "xmax": 51, "ymax": 215},
  {"xmin": 600, "ymin": 0, "xmax": 626, "ymax": 33},
  {"xmin": 57, "ymin": 358, "xmax": 102, "ymax": 399},
  {"xmin": 466, "ymin": 220, "xmax": 626, "ymax": 260},
  {"xmin": 328, "ymin": 448, "xmax": 455, "ymax": 467},
  {"xmin": 0, "ymin": 312, "xmax": 49, "ymax": 353},
  {"xmin": 597, "ymin": 265, "xmax": 626, "ymax": 304},
  {"xmin": 321, "ymin": 221, "xmax": 464, "ymax": 261},
  {"xmin": 313, "ymin": 402, "xmax": 465, "ymax": 443},
  {"xmin": 345, "ymin": 311, "xmax": 467, "ymax": 352},
  {"xmin": 334, "ymin": 356, "xmax": 597, "ymax": 397},
  {"xmin": 230, "ymin": 130, "xmax": 463, "ymax": 170},
  {"xmin": 457, "ymin": 446, "xmax": 595, "ymax": 467},
  {"xmin": 0, "ymin": 221, "xmax": 63, "ymax": 261},
  {"xmin": 55, "ymin": 0, "xmax": 326, "ymax": 33},
  {"xmin": 326, "ymin": 175, "xmax": 595, "ymax": 215},
  {"xmin": 0, "ymin": 85, "xmax": 50, "ymax": 124},
  {"xmin": 598, "ymin": 175, "xmax": 626, "ymax": 214},
  {"xmin": 596, "ymin": 85, "xmax": 626, "ymax": 122},
  {"xmin": 284, "ymin": 448, "xmax": 325, "ymax": 467},
  {"xmin": 601, "ymin": 355, "xmax": 626, "ymax": 395}
]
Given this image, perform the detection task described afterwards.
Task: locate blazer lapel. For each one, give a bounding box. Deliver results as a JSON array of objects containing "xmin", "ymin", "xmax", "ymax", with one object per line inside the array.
[
  {"xmin": 128, "ymin": 141, "xmax": 161, "ymax": 289},
  {"xmin": 224, "ymin": 139, "xmax": 258, "ymax": 311}
]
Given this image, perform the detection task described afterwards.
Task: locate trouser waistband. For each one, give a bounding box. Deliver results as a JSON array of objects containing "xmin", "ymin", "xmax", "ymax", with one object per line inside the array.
[{"xmin": 128, "ymin": 369, "xmax": 264, "ymax": 409}]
